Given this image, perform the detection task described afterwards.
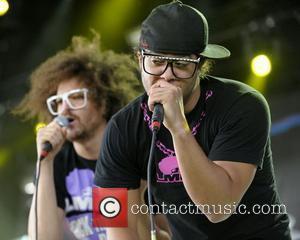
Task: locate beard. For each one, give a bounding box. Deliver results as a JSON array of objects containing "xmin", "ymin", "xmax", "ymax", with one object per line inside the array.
[
  {"xmin": 66, "ymin": 128, "xmax": 87, "ymax": 142},
  {"xmin": 66, "ymin": 121, "xmax": 97, "ymax": 142}
]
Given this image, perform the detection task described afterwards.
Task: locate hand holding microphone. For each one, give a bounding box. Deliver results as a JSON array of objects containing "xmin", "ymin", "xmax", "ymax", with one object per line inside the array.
[
  {"xmin": 149, "ymin": 80, "xmax": 187, "ymax": 133},
  {"xmin": 37, "ymin": 116, "xmax": 69, "ymax": 160}
]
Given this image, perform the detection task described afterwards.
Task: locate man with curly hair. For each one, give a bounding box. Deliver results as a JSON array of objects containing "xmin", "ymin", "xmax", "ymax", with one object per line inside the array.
[{"xmin": 15, "ymin": 33, "xmax": 141, "ymax": 240}]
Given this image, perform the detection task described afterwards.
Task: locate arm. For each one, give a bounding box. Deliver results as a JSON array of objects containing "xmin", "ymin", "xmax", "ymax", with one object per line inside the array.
[
  {"xmin": 138, "ymin": 180, "xmax": 171, "ymax": 240},
  {"xmin": 95, "ymin": 119, "xmax": 148, "ymax": 239},
  {"xmin": 172, "ymin": 131, "xmax": 256, "ymax": 222},
  {"xmin": 106, "ymin": 187, "xmax": 171, "ymax": 240},
  {"xmin": 95, "ymin": 121, "xmax": 170, "ymax": 239},
  {"xmin": 106, "ymin": 189, "xmax": 140, "ymax": 240},
  {"xmin": 28, "ymin": 160, "xmax": 65, "ymax": 239},
  {"xmin": 28, "ymin": 120, "xmax": 67, "ymax": 239},
  {"xmin": 148, "ymin": 80, "xmax": 268, "ymax": 223}
]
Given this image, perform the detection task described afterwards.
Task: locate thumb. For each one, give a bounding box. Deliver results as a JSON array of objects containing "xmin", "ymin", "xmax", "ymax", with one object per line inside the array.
[{"xmin": 61, "ymin": 127, "xmax": 68, "ymax": 138}]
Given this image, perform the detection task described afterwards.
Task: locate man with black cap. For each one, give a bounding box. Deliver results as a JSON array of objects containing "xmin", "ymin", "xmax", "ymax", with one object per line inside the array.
[{"xmin": 94, "ymin": 1, "xmax": 291, "ymax": 239}]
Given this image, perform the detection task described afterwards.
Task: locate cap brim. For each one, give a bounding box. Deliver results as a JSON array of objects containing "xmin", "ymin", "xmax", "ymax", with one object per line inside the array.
[{"xmin": 200, "ymin": 44, "xmax": 231, "ymax": 59}]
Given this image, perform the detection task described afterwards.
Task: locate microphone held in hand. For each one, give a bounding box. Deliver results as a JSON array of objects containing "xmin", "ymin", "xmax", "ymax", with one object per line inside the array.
[
  {"xmin": 151, "ymin": 103, "xmax": 164, "ymax": 132},
  {"xmin": 55, "ymin": 115, "xmax": 70, "ymax": 128},
  {"xmin": 40, "ymin": 115, "xmax": 69, "ymax": 160}
]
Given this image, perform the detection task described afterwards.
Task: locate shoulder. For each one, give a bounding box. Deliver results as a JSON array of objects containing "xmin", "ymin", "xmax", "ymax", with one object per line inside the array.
[
  {"xmin": 108, "ymin": 93, "xmax": 148, "ymax": 129},
  {"xmin": 113, "ymin": 93, "xmax": 146, "ymax": 117},
  {"xmin": 101, "ymin": 93, "xmax": 151, "ymax": 155},
  {"xmin": 206, "ymin": 75, "xmax": 260, "ymax": 95},
  {"xmin": 204, "ymin": 75, "xmax": 269, "ymax": 112}
]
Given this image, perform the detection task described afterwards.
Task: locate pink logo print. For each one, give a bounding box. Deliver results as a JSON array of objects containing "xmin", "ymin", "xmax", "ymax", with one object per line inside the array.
[
  {"xmin": 157, "ymin": 156, "xmax": 182, "ymax": 183},
  {"xmin": 158, "ymin": 156, "xmax": 180, "ymax": 175}
]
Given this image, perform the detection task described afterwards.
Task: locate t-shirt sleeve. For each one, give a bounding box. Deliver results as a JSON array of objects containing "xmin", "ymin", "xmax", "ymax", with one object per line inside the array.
[
  {"xmin": 53, "ymin": 151, "xmax": 67, "ymax": 210},
  {"xmin": 94, "ymin": 118, "xmax": 141, "ymax": 189},
  {"xmin": 208, "ymin": 91, "xmax": 271, "ymax": 169}
]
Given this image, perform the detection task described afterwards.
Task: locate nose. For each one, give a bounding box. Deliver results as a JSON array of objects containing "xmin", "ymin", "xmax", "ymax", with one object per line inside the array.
[
  {"xmin": 58, "ymin": 100, "xmax": 71, "ymax": 114},
  {"xmin": 160, "ymin": 63, "xmax": 176, "ymax": 81}
]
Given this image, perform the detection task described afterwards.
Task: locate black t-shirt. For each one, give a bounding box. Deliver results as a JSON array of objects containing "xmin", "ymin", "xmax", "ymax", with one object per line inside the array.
[
  {"xmin": 54, "ymin": 142, "xmax": 107, "ymax": 239},
  {"xmin": 94, "ymin": 76, "xmax": 291, "ymax": 240}
]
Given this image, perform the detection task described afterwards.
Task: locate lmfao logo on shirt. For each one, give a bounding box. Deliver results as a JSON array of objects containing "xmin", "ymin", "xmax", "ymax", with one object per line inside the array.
[
  {"xmin": 64, "ymin": 168, "xmax": 107, "ymax": 239},
  {"xmin": 65, "ymin": 169, "xmax": 94, "ymax": 212},
  {"xmin": 157, "ymin": 156, "xmax": 183, "ymax": 183}
]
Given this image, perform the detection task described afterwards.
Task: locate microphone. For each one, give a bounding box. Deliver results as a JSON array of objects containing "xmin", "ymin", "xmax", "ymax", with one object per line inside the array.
[
  {"xmin": 151, "ymin": 103, "xmax": 164, "ymax": 132},
  {"xmin": 148, "ymin": 103, "xmax": 164, "ymax": 240},
  {"xmin": 40, "ymin": 115, "xmax": 69, "ymax": 160}
]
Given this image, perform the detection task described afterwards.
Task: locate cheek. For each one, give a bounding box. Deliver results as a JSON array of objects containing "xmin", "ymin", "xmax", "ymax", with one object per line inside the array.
[
  {"xmin": 181, "ymin": 77, "xmax": 198, "ymax": 95},
  {"xmin": 141, "ymin": 72, "xmax": 153, "ymax": 93},
  {"xmin": 187, "ymin": 75, "xmax": 199, "ymax": 89}
]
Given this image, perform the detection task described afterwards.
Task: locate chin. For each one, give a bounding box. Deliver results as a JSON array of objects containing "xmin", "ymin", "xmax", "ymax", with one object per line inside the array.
[
  {"xmin": 66, "ymin": 134, "xmax": 75, "ymax": 142},
  {"xmin": 68, "ymin": 130, "xmax": 88, "ymax": 142},
  {"xmin": 66, "ymin": 130, "xmax": 80, "ymax": 141}
]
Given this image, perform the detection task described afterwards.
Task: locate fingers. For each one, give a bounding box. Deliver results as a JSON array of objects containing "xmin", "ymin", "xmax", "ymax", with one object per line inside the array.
[
  {"xmin": 147, "ymin": 80, "xmax": 187, "ymax": 132},
  {"xmin": 148, "ymin": 81, "xmax": 181, "ymax": 111},
  {"xmin": 148, "ymin": 81, "xmax": 167, "ymax": 111},
  {"xmin": 36, "ymin": 120, "xmax": 66, "ymax": 157}
]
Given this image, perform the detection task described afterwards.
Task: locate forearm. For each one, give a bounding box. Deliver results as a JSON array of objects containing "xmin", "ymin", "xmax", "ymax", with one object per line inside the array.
[
  {"xmin": 137, "ymin": 212, "xmax": 171, "ymax": 240},
  {"xmin": 107, "ymin": 228, "xmax": 139, "ymax": 240},
  {"xmin": 28, "ymin": 159, "xmax": 63, "ymax": 240},
  {"xmin": 171, "ymin": 131, "xmax": 237, "ymax": 220},
  {"xmin": 138, "ymin": 181, "xmax": 171, "ymax": 240}
]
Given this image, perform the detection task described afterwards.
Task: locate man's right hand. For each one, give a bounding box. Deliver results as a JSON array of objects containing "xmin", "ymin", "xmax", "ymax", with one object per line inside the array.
[
  {"xmin": 36, "ymin": 119, "xmax": 67, "ymax": 161},
  {"xmin": 28, "ymin": 119, "xmax": 67, "ymax": 240}
]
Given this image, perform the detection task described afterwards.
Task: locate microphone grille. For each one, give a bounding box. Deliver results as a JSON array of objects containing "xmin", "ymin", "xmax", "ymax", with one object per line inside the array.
[{"xmin": 55, "ymin": 115, "xmax": 70, "ymax": 127}]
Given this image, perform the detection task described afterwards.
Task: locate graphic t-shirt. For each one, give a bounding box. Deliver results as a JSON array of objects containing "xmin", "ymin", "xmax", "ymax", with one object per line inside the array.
[
  {"xmin": 95, "ymin": 76, "xmax": 291, "ymax": 240},
  {"xmin": 54, "ymin": 142, "xmax": 106, "ymax": 240}
]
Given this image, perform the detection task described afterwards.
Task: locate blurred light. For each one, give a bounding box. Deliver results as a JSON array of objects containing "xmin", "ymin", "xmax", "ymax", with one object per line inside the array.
[
  {"xmin": 24, "ymin": 182, "xmax": 35, "ymax": 195},
  {"xmin": 35, "ymin": 122, "xmax": 46, "ymax": 133},
  {"xmin": 0, "ymin": 0, "xmax": 9, "ymax": 16},
  {"xmin": 247, "ymin": 75, "xmax": 267, "ymax": 93},
  {"xmin": 88, "ymin": 0, "xmax": 138, "ymax": 49},
  {"xmin": 251, "ymin": 54, "xmax": 272, "ymax": 77},
  {"xmin": 126, "ymin": 26, "xmax": 140, "ymax": 47},
  {"xmin": 0, "ymin": 103, "xmax": 5, "ymax": 116},
  {"xmin": 271, "ymin": 114, "xmax": 300, "ymax": 136},
  {"xmin": 0, "ymin": 148, "xmax": 10, "ymax": 167},
  {"xmin": 265, "ymin": 16, "xmax": 275, "ymax": 28},
  {"xmin": 248, "ymin": 21, "xmax": 259, "ymax": 32},
  {"xmin": 14, "ymin": 235, "xmax": 30, "ymax": 240}
]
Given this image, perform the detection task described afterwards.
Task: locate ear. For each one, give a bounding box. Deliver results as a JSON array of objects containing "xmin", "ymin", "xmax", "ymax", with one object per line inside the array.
[{"xmin": 136, "ymin": 51, "xmax": 143, "ymax": 68}]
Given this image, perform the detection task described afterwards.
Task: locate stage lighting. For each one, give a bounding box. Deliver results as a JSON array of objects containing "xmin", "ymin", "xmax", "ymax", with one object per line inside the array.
[
  {"xmin": 35, "ymin": 122, "xmax": 46, "ymax": 134},
  {"xmin": 251, "ymin": 54, "xmax": 272, "ymax": 77},
  {"xmin": 0, "ymin": 0, "xmax": 9, "ymax": 16},
  {"xmin": 0, "ymin": 148, "xmax": 9, "ymax": 167},
  {"xmin": 24, "ymin": 182, "xmax": 35, "ymax": 195}
]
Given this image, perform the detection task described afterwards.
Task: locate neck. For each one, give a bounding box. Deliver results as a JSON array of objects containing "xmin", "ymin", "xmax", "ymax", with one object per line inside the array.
[
  {"xmin": 73, "ymin": 121, "xmax": 106, "ymax": 160},
  {"xmin": 184, "ymin": 85, "xmax": 201, "ymax": 114}
]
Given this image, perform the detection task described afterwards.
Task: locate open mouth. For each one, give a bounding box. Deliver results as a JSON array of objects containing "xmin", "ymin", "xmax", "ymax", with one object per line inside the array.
[{"xmin": 67, "ymin": 117, "xmax": 75, "ymax": 123}]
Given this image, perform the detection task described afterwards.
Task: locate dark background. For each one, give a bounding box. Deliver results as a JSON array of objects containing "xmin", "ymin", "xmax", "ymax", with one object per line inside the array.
[{"xmin": 0, "ymin": 0, "xmax": 299, "ymax": 239}]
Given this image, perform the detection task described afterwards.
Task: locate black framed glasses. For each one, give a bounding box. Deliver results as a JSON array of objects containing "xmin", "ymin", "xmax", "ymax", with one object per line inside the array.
[{"xmin": 141, "ymin": 49, "xmax": 201, "ymax": 79}]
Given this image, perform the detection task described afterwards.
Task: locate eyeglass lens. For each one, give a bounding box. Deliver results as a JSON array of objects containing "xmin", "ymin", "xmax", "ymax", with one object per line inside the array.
[
  {"xmin": 49, "ymin": 90, "xmax": 86, "ymax": 114},
  {"xmin": 143, "ymin": 55, "xmax": 198, "ymax": 79}
]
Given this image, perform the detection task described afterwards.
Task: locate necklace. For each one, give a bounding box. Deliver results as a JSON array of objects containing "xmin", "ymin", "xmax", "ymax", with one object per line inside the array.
[{"xmin": 140, "ymin": 89, "xmax": 213, "ymax": 157}]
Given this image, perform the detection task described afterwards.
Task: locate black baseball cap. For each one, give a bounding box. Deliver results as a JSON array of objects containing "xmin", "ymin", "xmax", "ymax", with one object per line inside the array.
[{"xmin": 139, "ymin": 0, "xmax": 230, "ymax": 59}]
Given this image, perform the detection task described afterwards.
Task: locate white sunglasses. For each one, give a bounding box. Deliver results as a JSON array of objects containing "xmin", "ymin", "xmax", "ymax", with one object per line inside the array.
[{"xmin": 46, "ymin": 88, "xmax": 89, "ymax": 115}]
